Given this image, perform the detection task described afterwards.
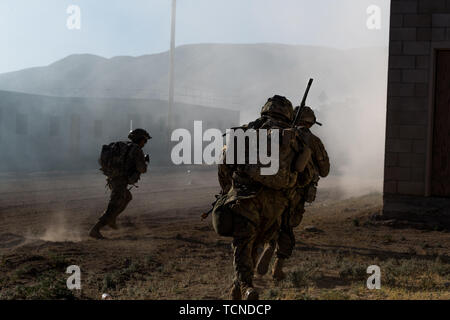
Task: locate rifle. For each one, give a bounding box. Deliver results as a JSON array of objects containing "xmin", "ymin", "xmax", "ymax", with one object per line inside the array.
[{"xmin": 292, "ymin": 78, "xmax": 314, "ymax": 127}]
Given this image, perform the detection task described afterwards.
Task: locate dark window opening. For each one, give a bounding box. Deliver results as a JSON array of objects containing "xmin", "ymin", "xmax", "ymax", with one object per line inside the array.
[{"xmin": 431, "ymin": 50, "xmax": 450, "ymax": 197}]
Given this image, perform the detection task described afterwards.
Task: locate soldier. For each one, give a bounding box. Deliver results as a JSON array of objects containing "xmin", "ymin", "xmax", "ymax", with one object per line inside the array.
[
  {"xmin": 213, "ymin": 95, "xmax": 307, "ymax": 300},
  {"xmin": 89, "ymin": 128, "xmax": 151, "ymax": 239},
  {"xmin": 256, "ymin": 106, "xmax": 330, "ymax": 280}
]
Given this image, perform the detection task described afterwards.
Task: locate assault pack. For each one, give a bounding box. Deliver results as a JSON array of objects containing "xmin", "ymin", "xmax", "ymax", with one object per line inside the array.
[
  {"xmin": 231, "ymin": 127, "xmax": 304, "ymax": 190},
  {"xmin": 98, "ymin": 141, "xmax": 131, "ymax": 178}
]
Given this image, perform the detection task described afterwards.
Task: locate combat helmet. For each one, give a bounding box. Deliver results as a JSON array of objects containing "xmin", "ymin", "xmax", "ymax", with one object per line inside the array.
[
  {"xmin": 294, "ymin": 106, "xmax": 322, "ymax": 126},
  {"xmin": 261, "ymin": 95, "xmax": 294, "ymax": 124},
  {"xmin": 128, "ymin": 128, "xmax": 152, "ymax": 143}
]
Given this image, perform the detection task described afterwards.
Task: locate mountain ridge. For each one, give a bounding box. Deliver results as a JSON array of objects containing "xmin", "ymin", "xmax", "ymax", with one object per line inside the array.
[{"xmin": 0, "ymin": 43, "xmax": 388, "ymax": 121}]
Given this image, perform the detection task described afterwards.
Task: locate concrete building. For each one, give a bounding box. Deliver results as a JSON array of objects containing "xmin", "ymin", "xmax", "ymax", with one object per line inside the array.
[
  {"xmin": 0, "ymin": 90, "xmax": 239, "ymax": 172},
  {"xmin": 384, "ymin": 0, "xmax": 450, "ymax": 228}
]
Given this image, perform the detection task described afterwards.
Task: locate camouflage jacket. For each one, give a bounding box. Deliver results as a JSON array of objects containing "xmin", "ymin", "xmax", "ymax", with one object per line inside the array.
[
  {"xmin": 297, "ymin": 127, "xmax": 330, "ymax": 178},
  {"xmin": 125, "ymin": 142, "xmax": 148, "ymax": 184},
  {"xmin": 220, "ymin": 115, "xmax": 298, "ymax": 195}
]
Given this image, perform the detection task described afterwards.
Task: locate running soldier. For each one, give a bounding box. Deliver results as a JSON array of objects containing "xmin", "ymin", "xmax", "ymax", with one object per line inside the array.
[
  {"xmin": 256, "ymin": 106, "xmax": 330, "ymax": 280},
  {"xmin": 211, "ymin": 95, "xmax": 311, "ymax": 300},
  {"xmin": 89, "ymin": 128, "xmax": 151, "ymax": 239}
]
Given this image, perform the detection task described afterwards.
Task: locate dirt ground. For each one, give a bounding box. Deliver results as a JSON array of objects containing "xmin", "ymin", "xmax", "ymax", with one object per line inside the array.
[{"xmin": 0, "ymin": 168, "xmax": 448, "ymax": 300}]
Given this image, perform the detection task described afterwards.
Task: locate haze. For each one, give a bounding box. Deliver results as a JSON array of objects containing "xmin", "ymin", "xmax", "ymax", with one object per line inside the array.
[
  {"xmin": 0, "ymin": 0, "xmax": 390, "ymax": 195},
  {"xmin": 0, "ymin": 0, "xmax": 390, "ymax": 73}
]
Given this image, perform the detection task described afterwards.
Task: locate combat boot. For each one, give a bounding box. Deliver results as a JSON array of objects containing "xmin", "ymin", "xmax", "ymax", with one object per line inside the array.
[
  {"xmin": 229, "ymin": 282, "xmax": 242, "ymax": 300},
  {"xmin": 89, "ymin": 222, "xmax": 106, "ymax": 240},
  {"xmin": 242, "ymin": 285, "xmax": 259, "ymax": 300},
  {"xmin": 272, "ymin": 258, "xmax": 286, "ymax": 281},
  {"xmin": 256, "ymin": 243, "xmax": 275, "ymax": 276}
]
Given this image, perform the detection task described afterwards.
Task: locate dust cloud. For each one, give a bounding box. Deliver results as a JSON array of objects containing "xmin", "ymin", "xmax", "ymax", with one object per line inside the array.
[
  {"xmin": 0, "ymin": 0, "xmax": 390, "ymax": 199},
  {"xmin": 39, "ymin": 212, "xmax": 83, "ymax": 243}
]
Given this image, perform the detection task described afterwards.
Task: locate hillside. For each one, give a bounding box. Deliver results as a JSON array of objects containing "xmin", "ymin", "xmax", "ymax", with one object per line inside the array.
[
  {"xmin": 0, "ymin": 43, "xmax": 389, "ymax": 182},
  {"xmin": 0, "ymin": 44, "xmax": 388, "ymax": 119}
]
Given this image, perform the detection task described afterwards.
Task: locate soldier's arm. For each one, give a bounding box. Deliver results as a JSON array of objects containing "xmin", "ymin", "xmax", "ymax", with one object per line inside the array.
[
  {"xmin": 134, "ymin": 148, "xmax": 148, "ymax": 174},
  {"xmin": 311, "ymin": 135, "xmax": 330, "ymax": 178}
]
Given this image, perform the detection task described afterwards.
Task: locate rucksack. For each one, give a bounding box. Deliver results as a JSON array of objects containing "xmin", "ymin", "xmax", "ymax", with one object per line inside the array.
[
  {"xmin": 211, "ymin": 193, "xmax": 234, "ymax": 237},
  {"xmin": 240, "ymin": 128, "xmax": 301, "ymax": 190},
  {"xmin": 224, "ymin": 115, "xmax": 309, "ymax": 191},
  {"xmin": 98, "ymin": 141, "xmax": 131, "ymax": 178}
]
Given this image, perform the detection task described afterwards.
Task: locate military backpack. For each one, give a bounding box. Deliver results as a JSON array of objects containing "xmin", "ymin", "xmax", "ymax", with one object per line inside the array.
[{"xmin": 98, "ymin": 141, "xmax": 131, "ymax": 178}]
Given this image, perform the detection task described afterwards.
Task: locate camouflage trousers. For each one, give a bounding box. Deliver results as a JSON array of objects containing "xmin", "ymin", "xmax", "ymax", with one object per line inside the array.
[
  {"xmin": 274, "ymin": 200, "xmax": 305, "ymax": 259},
  {"xmin": 230, "ymin": 188, "xmax": 289, "ymax": 288},
  {"xmin": 98, "ymin": 177, "xmax": 132, "ymax": 226},
  {"xmin": 231, "ymin": 214, "xmax": 258, "ymax": 287}
]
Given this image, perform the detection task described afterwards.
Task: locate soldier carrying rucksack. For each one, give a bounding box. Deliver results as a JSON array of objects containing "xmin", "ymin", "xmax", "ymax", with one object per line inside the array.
[
  {"xmin": 209, "ymin": 95, "xmax": 313, "ymax": 300},
  {"xmin": 255, "ymin": 105, "xmax": 330, "ymax": 281},
  {"xmin": 89, "ymin": 128, "xmax": 151, "ymax": 239}
]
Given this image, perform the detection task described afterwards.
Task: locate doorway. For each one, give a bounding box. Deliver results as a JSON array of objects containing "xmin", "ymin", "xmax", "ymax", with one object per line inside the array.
[{"xmin": 431, "ymin": 50, "xmax": 450, "ymax": 197}]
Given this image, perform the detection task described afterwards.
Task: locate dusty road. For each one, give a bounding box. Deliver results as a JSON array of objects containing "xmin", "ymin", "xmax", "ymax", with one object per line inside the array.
[
  {"xmin": 0, "ymin": 169, "xmax": 448, "ymax": 300},
  {"xmin": 0, "ymin": 168, "xmax": 218, "ymax": 241}
]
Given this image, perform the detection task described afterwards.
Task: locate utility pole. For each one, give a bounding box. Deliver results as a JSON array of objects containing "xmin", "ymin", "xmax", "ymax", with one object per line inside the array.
[{"xmin": 168, "ymin": 0, "xmax": 176, "ymax": 138}]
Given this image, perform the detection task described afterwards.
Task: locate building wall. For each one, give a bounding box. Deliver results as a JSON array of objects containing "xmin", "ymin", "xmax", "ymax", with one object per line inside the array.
[
  {"xmin": 384, "ymin": 0, "xmax": 450, "ymax": 229},
  {"xmin": 0, "ymin": 90, "xmax": 240, "ymax": 172},
  {"xmin": 385, "ymin": 0, "xmax": 450, "ymax": 196}
]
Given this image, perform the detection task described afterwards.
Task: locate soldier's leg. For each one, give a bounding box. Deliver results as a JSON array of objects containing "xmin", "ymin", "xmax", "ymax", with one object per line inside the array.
[
  {"xmin": 273, "ymin": 212, "xmax": 296, "ymax": 281},
  {"xmin": 90, "ymin": 181, "xmax": 129, "ymax": 238},
  {"xmin": 90, "ymin": 184, "xmax": 118, "ymax": 239},
  {"xmin": 272, "ymin": 226, "xmax": 295, "ymax": 280},
  {"xmin": 231, "ymin": 214, "xmax": 258, "ymax": 300},
  {"xmin": 99, "ymin": 182, "xmax": 131, "ymax": 228},
  {"xmin": 275, "ymin": 225, "xmax": 295, "ymax": 260},
  {"xmin": 89, "ymin": 220, "xmax": 107, "ymax": 239},
  {"xmin": 256, "ymin": 240, "xmax": 276, "ymax": 276},
  {"xmin": 255, "ymin": 223, "xmax": 280, "ymax": 276},
  {"xmin": 290, "ymin": 201, "xmax": 305, "ymax": 228},
  {"xmin": 273, "ymin": 200, "xmax": 305, "ymax": 260},
  {"xmin": 109, "ymin": 187, "xmax": 132, "ymax": 228}
]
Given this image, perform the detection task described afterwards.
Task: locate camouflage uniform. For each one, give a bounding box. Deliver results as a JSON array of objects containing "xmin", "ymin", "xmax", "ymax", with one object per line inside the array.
[
  {"xmin": 275, "ymin": 127, "xmax": 330, "ymax": 259},
  {"xmin": 218, "ymin": 146, "xmax": 234, "ymax": 195},
  {"xmin": 97, "ymin": 143, "xmax": 148, "ymax": 228},
  {"xmin": 90, "ymin": 129, "xmax": 150, "ymax": 239},
  {"xmin": 231, "ymin": 191, "xmax": 288, "ymax": 296},
  {"xmin": 257, "ymin": 106, "xmax": 330, "ymax": 280},
  {"xmin": 218, "ymin": 95, "xmax": 301, "ymax": 300}
]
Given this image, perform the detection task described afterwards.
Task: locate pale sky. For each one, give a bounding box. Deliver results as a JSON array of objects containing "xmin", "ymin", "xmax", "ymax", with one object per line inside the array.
[{"xmin": 0, "ymin": 0, "xmax": 390, "ymax": 74}]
